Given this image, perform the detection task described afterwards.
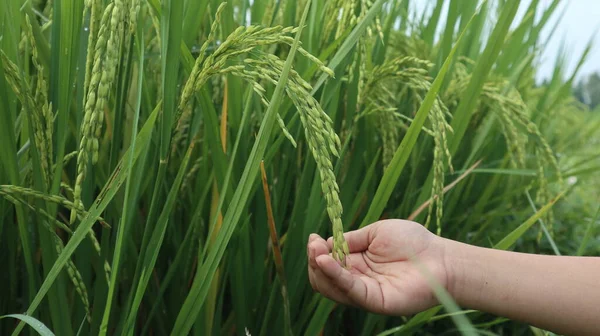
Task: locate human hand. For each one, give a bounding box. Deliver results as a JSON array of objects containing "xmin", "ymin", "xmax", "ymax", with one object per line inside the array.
[{"xmin": 307, "ymin": 219, "xmax": 450, "ymax": 316}]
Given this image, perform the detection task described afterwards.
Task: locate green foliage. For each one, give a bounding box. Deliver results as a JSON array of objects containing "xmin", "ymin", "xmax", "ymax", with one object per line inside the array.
[
  {"xmin": 574, "ymin": 72, "xmax": 600, "ymax": 109},
  {"xmin": 0, "ymin": 0, "xmax": 599, "ymax": 335},
  {"xmin": 1, "ymin": 314, "xmax": 55, "ymax": 336}
]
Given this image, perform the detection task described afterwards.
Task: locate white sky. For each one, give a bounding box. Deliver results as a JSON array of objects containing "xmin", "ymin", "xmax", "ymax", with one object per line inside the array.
[
  {"xmin": 411, "ymin": 0, "xmax": 600, "ymax": 83},
  {"xmin": 534, "ymin": 0, "xmax": 600, "ymax": 82}
]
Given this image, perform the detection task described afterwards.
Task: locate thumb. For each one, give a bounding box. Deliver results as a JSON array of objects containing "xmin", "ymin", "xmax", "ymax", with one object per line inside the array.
[{"xmin": 326, "ymin": 224, "xmax": 375, "ymax": 253}]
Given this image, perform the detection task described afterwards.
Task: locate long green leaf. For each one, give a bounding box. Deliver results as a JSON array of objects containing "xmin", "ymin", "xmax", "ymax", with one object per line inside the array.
[
  {"xmin": 2, "ymin": 314, "xmax": 55, "ymax": 336},
  {"xmin": 98, "ymin": 20, "xmax": 145, "ymax": 336},
  {"xmin": 123, "ymin": 139, "xmax": 195, "ymax": 335}
]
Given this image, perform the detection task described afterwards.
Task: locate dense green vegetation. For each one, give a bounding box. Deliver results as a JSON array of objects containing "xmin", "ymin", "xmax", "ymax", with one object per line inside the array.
[
  {"xmin": 1, "ymin": 0, "xmax": 599, "ymax": 335},
  {"xmin": 574, "ymin": 72, "xmax": 600, "ymax": 110}
]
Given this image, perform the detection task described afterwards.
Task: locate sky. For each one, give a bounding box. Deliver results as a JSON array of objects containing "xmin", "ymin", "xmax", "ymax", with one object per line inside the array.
[
  {"xmin": 411, "ymin": 0, "xmax": 600, "ymax": 83},
  {"xmin": 533, "ymin": 0, "xmax": 600, "ymax": 82}
]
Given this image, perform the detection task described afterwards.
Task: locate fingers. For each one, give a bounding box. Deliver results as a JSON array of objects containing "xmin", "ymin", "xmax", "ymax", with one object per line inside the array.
[
  {"xmin": 308, "ymin": 233, "xmax": 320, "ymax": 244},
  {"xmin": 326, "ymin": 224, "xmax": 375, "ymax": 253},
  {"xmin": 307, "ymin": 234, "xmax": 329, "ymax": 268},
  {"xmin": 315, "ymin": 254, "xmax": 366, "ymax": 304},
  {"xmin": 307, "ymin": 234, "xmax": 354, "ymax": 305},
  {"xmin": 308, "ymin": 264, "xmax": 355, "ymax": 306}
]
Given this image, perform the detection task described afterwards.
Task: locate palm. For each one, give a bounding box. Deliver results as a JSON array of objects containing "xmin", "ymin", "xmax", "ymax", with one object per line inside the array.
[{"xmin": 308, "ymin": 220, "xmax": 448, "ymax": 316}]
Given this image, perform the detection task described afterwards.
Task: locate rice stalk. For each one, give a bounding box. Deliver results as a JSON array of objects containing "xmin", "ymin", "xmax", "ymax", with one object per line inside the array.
[
  {"xmin": 129, "ymin": 0, "xmax": 141, "ymax": 34},
  {"xmin": 322, "ymin": 0, "xmax": 344, "ymax": 41},
  {"xmin": 171, "ymin": 11, "xmax": 348, "ymax": 262},
  {"xmin": 60, "ymin": 182, "xmax": 75, "ymax": 199},
  {"xmin": 43, "ymin": 0, "xmax": 53, "ymax": 19},
  {"xmin": 54, "ymin": 151, "xmax": 79, "ymax": 170},
  {"xmin": 535, "ymin": 149, "xmax": 554, "ymax": 238},
  {"xmin": 1, "ymin": 192, "xmax": 73, "ymax": 235},
  {"xmin": 72, "ymin": 0, "xmax": 128, "ymax": 224},
  {"xmin": 260, "ymin": 161, "xmax": 293, "ymax": 336},
  {"xmin": 261, "ymin": 0, "xmax": 276, "ymax": 27},
  {"xmin": 233, "ymin": 55, "xmax": 348, "ymax": 264},
  {"xmin": 1, "ymin": 47, "xmax": 58, "ymax": 195},
  {"xmin": 359, "ymin": 56, "xmax": 454, "ymax": 233},
  {"xmin": 25, "ymin": 16, "xmax": 54, "ymax": 186},
  {"xmin": 445, "ymin": 58, "xmax": 562, "ymax": 231},
  {"xmin": 181, "ymin": 156, "xmax": 203, "ymax": 191},
  {"xmin": 0, "ymin": 185, "xmax": 110, "ymax": 271},
  {"xmin": 1, "ymin": 191, "xmax": 92, "ymax": 321},
  {"xmin": 83, "ymin": 0, "xmax": 103, "ymax": 98},
  {"xmin": 177, "ymin": 20, "xmax": 333, "ymax": 125},
  {"xmin": 173, "ymin": 9, "xmax": 346, "ymax": 258},
  {"xmin": 0, "ymin": 185, "xmax": 108, "ymax": 226},
  {"xmin": 177, "ymin": 2, "xmax": 227, "ymax": 121}
]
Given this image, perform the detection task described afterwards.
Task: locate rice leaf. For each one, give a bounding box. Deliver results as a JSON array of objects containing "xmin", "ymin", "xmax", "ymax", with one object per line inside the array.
[{"xmin": 1, "ymin": 314, "xmax": 55, "ymax": 336}]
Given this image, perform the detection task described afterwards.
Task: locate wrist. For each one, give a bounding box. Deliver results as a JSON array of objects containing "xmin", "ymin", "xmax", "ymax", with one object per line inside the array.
[{"xmin": 441, "ymin": 238, "xmax": 483, "ymax": 308}]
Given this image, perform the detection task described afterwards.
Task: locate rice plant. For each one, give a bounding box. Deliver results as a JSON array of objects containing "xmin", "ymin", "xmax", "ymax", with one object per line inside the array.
[{"xmin": 1, "ymin": 0, "xmax": 599, "ymax": 335}]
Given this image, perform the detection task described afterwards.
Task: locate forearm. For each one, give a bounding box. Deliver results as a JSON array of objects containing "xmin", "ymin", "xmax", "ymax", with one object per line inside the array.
[{"xmin": 445, "ymin": 239, "xmax": 600, "ymax": 335}]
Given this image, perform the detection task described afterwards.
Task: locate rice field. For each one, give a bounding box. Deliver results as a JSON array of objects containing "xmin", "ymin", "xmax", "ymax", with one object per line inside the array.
[{"xmin": 1, "ymin": 0, "xmax": 599, "ymax": 335}]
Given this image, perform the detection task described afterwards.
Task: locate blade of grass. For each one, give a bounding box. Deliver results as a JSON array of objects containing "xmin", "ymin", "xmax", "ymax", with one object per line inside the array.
[
  {"xmin": 139, "ymin": 174, "xmax": 214, "ymax": 335},
  {"xmin": 1, "ymin": 314, "xmax": 55, "ymax": 336},
  {"xmin": 422, "ymin": 0, "xmax": 444, "ymax": 45},
  {"xmin": 260, "ymin": 161, "xmax": 293, "ymax": 336},
  {"xmin": 390, "ymin": 307, "xmax": 443, "ymax": 335},
  {"xmin": 98, "ymin": 20, "xmax": 145, "ymax": 336},
  {"xmin": 460, "ymin": 168, "xmax": 537, "ymax": 176},
  {"xmin": 122, "ymin": 139, "xmax": 195, "ymax": 335},
  {"xmin": 525, "ymin": 190, "xmax": 561, "ymax": 255},
  {"xmin": 303, "ymin": 298, "xmax": 336, "ymax": 336},
  {"xmin": 182, "ymin": 0, "xmax": 210, "ymax": 45},
  {"xmin": 200, "ymin": 87, "xmax": 255, "ymax": 336},
  {"xmin": 576, "ymin": 205, "xmax": 600, "ymax": 256},
  {"xmin": 345, "ymin": 149, "xmax": 381, "ymax": 229},
  {"xmin": 410, "ymin": 256, "xmax": 477, "ymax": 336},
  {"xmin": 48, "ymin": 0, "xmax": 84, "ymax": 212}
]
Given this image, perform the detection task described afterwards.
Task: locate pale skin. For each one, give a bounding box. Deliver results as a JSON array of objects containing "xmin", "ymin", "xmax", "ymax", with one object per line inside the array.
[{"xmin": 307, "ymin": 219, "xmax": 600, "ymax": 336}]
